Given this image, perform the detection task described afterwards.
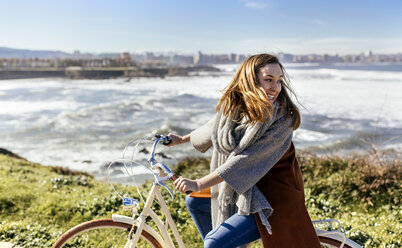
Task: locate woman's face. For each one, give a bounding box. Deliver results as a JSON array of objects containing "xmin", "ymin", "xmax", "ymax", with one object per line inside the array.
[{"xmin": 257, "ymin": 63, "xmax": 283, "ymax": 103}]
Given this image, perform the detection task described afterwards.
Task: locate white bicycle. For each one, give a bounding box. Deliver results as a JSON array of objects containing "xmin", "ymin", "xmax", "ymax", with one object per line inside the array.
[{"xmin": 52, "ymin": 135, "xmax": 362, "ymax": 248}]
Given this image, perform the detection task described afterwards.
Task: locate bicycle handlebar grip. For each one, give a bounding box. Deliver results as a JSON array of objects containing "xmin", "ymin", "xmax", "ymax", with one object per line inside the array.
[
  {"xmin": 163, "ymin": 136, "xmax": 172, "ymax": 145},
  {"xmin": 170, "ymin": 173, "xmax": 179, "ymax": 181},
  {"xmin": 155, "ymin": 134, "xmax": 172, "ymax": 145},
  {"xmin": 170, "ymin": 173, "xmax": 193, "ymax": 194}
]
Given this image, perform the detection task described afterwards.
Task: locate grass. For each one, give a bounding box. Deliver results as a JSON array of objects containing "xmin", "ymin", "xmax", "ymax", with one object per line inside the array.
[
  {"xmin": 0, "ymin": 151, "xmax": 400, "ymax": 247},
  {"xmin": 299, "ymin": 153, "xmax": 401, "ymax": 247}
]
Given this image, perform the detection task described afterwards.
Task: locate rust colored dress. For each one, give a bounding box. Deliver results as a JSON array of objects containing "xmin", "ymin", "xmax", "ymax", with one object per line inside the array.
[{"xmin": 254, "ymin": 142, "xmax": 321, "ymax": 247}]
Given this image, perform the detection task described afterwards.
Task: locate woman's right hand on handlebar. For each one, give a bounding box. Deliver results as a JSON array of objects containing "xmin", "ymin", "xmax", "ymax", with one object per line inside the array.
[
  {"xmin": 166, "ymin": 133, "xmax": 190, "ymax": 146},
  {"xmin": 173, "ymin": 176, "xmax": 199, "ymax": 193}
]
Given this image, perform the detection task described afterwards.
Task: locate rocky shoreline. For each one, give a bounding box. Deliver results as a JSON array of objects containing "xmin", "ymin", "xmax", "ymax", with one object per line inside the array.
[
  {"xmin": 0, "ymin": 148, "xmax": 25, "ymax": 160},
  {"xmin": 0, "ymin": 65, "xmax": 220, "ymax": 80}
]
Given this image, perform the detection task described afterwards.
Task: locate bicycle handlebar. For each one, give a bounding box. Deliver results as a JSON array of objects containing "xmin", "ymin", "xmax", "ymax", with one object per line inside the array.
[{"xmin": 150, "ymin": 134, "xmax": 193, "ymax": 195}]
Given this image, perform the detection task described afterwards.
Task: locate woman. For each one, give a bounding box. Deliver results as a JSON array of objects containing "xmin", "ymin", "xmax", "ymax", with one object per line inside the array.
[{"xmin": 169, "ymin": 54, "xmax": 321, "ymax": 248}]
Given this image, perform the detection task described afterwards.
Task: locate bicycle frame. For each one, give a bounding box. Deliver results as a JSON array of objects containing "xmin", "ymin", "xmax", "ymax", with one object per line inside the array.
[
  {"xmin": 113, "ymin": 183, "xmax": 184, "ymax": 248},
  {"xmin": 52, "ymin": 135, "xmax": 362, "ymax": 248}
]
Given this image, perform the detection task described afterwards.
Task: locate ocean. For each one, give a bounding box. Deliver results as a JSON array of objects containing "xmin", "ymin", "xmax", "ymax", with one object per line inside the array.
[{"xmin": 1, "ymin": 63, "xmax": 401, "ymax": 183}]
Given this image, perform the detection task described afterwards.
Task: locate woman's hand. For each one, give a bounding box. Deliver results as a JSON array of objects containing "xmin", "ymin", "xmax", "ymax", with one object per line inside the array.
[
  {"xmin": 167, "ymin": 133, "xmax": 190, "ymax": 146},
  {"xmin": 173, "ymin": 176, "xmax": 200, "ymax": 193}
]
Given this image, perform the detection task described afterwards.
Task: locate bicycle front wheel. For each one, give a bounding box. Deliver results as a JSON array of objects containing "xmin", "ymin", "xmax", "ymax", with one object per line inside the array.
[
  {"xmin": 52, "ymin": 218, "xmax": 162, "ymax": 248},
  {"xmin": 319, "ymin": 236, "xmax": 353, "ymax": 248}
]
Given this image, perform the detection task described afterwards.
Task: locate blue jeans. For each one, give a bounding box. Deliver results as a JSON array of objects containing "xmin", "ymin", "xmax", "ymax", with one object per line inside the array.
[{"xmin": 185, "ymin": 195, "xmax": 261, "ymax": 248}]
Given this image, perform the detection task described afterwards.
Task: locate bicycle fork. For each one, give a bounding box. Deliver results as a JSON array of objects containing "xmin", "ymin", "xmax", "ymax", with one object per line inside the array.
[
  {"xmin": 123, "ymin": 183, "xmax": 185, "ymax": 248},
  {"xmin": 124, "ymin": 185, "xmax": 157, "ymax": 248}
]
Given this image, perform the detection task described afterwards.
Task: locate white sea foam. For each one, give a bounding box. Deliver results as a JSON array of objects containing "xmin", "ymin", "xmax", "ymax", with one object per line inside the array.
[
  {"xmin": 0, "ymin": 100, "xmax": 79, "ymax": 115},
  {"xmin": 289, "ymin": 69, "xmax": 402, "ymax": 126},
  {"xmin": 294, "ymin": 129, "xmax": 332, "ymax": 143}
]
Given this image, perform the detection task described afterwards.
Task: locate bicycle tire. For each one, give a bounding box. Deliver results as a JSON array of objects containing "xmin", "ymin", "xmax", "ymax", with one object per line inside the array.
[
  {"xmin": 319, "ymin": 236, "xmax": 353, "ymax": 248},
  {"xmin": 52, "ymin": 218, "xmax": 162, "ymax": 248}
]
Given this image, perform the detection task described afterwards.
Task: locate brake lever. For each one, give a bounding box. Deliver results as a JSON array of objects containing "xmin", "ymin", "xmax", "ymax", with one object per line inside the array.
[
  {"xmin": 151, "ymin": 162, "xmax": 175, "ymax": 199},
  {"xmin": 158, "ymin": 181, "xmax": 175, "ymax": 200}
]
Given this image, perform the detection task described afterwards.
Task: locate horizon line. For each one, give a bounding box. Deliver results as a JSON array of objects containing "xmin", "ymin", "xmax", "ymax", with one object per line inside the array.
[{"xmin": 1, "ymin": 46, "xmax": 402, "ymax": 57}]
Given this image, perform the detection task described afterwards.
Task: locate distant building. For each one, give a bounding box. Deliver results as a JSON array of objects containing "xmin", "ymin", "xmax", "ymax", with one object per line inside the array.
[
  {"xmin": 120, "ymin": 52, "xmax": 131, "ymax": 60},
  {"xmin": 278, "ymin": 53, "xmax": 294, "ymax": 63},
  {"xmin": 235, "ymin": 54, "xmax": 246, "ymax": 63},
  {"xmin": 364, "ymin": 50, "xmax": 373, "ymax": 57},
  {"xmin": 120, "ymin": 52, "xmax": 132, "ymax": 63},
  {"xmin": 1, "ymin": 49, "xmax": 401, "ymax": 69},
  {"xmin": 227, "ymin": 53, "xmax": 236, "ymax": 63},
  {"xmin": 193, "ymin": 51, "xmax": 203, "ymax": 65},
  {"xmin": 145, "ymin": 52, "xmax": 155, "ymax": 62},
  {"xmin": 170, "ymin": 54, "xmax": 193, "ymax": 65}
]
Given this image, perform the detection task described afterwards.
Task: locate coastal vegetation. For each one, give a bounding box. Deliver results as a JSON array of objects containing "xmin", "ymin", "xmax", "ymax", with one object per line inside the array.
[{"xmin": 0, "ymin": 150, "xmax": 400, "ymax": 247}]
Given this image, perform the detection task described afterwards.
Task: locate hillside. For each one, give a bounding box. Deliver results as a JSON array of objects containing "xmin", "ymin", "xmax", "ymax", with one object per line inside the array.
[
  {"xmin": 0, "ymin": 47, "xmax": 71, "ymax": 59},
  {"xmin": 0, "ymin": 152, "xmax": 400, "ymax": 247}
]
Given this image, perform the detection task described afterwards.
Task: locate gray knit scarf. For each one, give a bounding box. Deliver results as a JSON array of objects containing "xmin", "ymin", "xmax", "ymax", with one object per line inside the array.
[{"xmin": 211, "ymin": 101, "xmax": 286, "ymax": 235}]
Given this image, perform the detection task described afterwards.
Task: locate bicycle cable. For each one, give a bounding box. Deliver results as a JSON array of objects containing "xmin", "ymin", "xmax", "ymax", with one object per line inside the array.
[
  {"xmin": 107, "ymin": 156, "xmax": 153, "ymax": 204},
  {"xmin": 107, "ymin": 137, "xmax": 153, "ymax": 203},
  {"xmin": 123, "ymin": 137, "xmax": 148, "ymax": 203}
]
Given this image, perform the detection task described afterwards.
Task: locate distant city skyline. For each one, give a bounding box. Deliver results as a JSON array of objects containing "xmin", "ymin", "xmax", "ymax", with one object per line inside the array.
[{"xmin": 1, "ymin": 0, "xmax": 401, "ymax": 55}]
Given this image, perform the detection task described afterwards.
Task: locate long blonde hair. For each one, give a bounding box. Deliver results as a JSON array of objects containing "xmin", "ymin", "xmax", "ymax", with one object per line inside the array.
[{"xmin": 216, "ymin": 53, "xmax": 301, "ymax": 130}]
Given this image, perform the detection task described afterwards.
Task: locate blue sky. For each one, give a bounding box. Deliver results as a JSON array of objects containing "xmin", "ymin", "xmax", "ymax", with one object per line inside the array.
[{"xmin": 1, "ymin": 0, "xmax": 401, "ymax": 55}]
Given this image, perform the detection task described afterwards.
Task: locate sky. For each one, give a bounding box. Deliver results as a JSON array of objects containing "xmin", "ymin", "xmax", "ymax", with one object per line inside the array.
[{"xmin": 1, "ymin": 0, "xmax": 401, "ymax": 55}]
